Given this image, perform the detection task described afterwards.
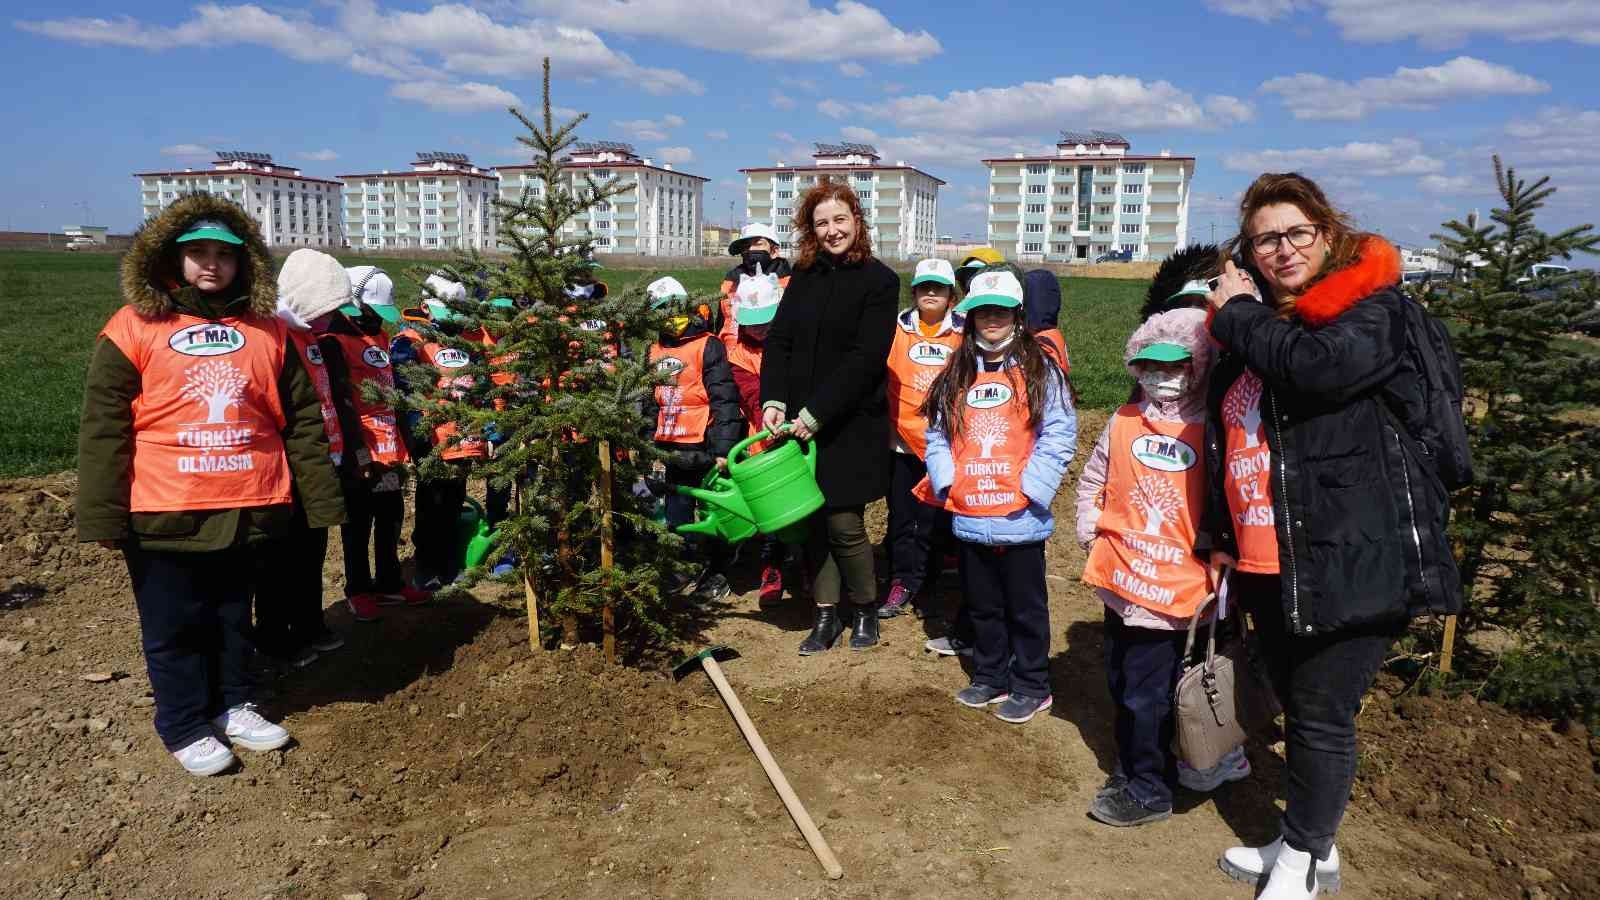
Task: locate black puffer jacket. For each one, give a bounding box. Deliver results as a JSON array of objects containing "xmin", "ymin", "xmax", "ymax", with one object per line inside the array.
[
  {"xmin": 641, "ymin": 317, "xmax": 743, "ymax": 474},
  {"xmin": 1203, "ymin": 237, "xmax": 1460, "ymax": 636}
]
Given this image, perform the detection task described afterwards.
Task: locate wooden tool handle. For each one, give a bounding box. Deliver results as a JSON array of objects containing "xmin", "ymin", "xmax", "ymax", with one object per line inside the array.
[{"xmin": 702, "ymin": 658, "xmax": 843, "ymax": 880}]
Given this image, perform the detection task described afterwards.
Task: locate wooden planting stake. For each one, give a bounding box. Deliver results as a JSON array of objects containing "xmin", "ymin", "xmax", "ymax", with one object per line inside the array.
[
  {"xmin": 1439, "ymin": 614, "xmax": 1458, "ymax": 675},
  {"xmin": 523, "ymin": 573, "xmax": 542, "ymax": 652}
]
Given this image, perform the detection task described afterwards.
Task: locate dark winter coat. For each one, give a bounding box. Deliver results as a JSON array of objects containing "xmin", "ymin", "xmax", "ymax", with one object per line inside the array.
[
  {"xmin": 1203, "ymin": 236, "xmax": 1461, "ymax": 636},
  {"xmin": 760, "ymin": 253, "xmax": 899, "ymax": 506},
  {"xmin": 641, "ymin": 317, "xmax": 743, "ymax": 475},
  {"xmin": 75, "ymin": 193, "xmax": 345, "ymax": 551}
]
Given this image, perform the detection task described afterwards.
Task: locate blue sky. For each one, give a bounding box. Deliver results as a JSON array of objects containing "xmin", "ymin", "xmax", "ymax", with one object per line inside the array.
[{"xmin": 5, "ymin": 0, "xmax": 1598, "ymax": 250}]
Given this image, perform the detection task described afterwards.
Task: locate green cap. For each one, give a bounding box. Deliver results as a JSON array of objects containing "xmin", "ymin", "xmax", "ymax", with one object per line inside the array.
[
  {"xmin": 489, "ymin": 296, "xmax": 517, "ymax": 309},
  {"xmin": 339, "ymin": 301, "xmax": 402, "ymax": 325},
  {"xmin": 175, "ymin": 219, "xmax": 243, "ymax": 245},
  {"xmin": 953, "ymin": 270, "xmax": 1024, "ymax": 314},
  {"xmin": 736, "ymin": 302, "xmax": 779, "ymax": 326},
  {"xmin": 1166, "ymin": 279, "xmax": 1213, "ymax": 303},
  {"xmin": 1129, "ymin": 342, "xmax": 1192, "ymax": 364}
]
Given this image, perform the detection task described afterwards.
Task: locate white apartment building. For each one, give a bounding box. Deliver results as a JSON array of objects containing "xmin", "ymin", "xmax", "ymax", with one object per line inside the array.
[
  {"xmin": 496, "ymin": 142, "xmax": 706, "ymax": 256},
  {"xmin": 982, "ymin": 131, "xmax": 1194, "ymax": 263},
  {"xmin": 135, "ymin": 151, "xmax": 343, "ymax": 247},
  {"xmin": 339, "ymin": 152, "xmax": 499, "ymax": 251},
  {"xmin": 740, "ymin": 143, "xmax": 943, "ymax": 261}
]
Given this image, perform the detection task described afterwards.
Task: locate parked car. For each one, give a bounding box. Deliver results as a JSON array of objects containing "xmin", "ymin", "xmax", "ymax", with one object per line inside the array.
[
  {"xmin": 1401, "ymin": 269, "xmax": 1436, "ymax": 286},
  {"xmin": 63, "ymin": 237, "xmax": 97, "ymax": 252},
  {"xmin": 1094, "ymin": 249, "xmax": 1133, "ymax": 263}
]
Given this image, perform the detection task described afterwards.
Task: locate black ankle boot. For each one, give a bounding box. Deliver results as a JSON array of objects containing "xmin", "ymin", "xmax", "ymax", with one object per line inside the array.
[
  {"xmin": 798, "ymin": 605, "xmax": 844, "ymax": 656},
  {"xmin": 849, "ymin": 604, "xmax": 880, "ymax": 650}
]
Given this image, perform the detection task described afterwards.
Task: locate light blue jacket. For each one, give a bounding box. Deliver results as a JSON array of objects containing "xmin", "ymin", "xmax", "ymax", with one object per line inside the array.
[{"xmin": 924, "ymin": 364, "xmax": 1077, "ymax": 545}]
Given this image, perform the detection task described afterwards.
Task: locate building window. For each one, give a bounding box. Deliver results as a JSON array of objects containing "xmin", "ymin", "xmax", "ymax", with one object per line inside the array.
[
  {"xmin": 1122, "ymin": 243, "xmax": 1139, "ymax": 253},
  {"xmin": 1027, "ymin": 184, "xmax": 1046, "ymax": 195},
  {"xmin": 1055, "ymin": 205, "xmax": 1071, "ymax": 215},
  {"xmin": 776, "ymin": 190, "xmax": 792, "ymax": 200},
  {"xmin": 1054, "ymin": 184, "xmax": 1071, "ymax": 195},
  {"xmin": 1026, "ymin": 203, "xmax": 1045, "ymax": 214},
  {"xmin": 1052, "ymin": 243, "xmax": 1068, "ymax": 254},
  {"xmin": 1123, "ymin": 163, "xmax": 1146, "ymax": 174},
  {"xmin": 1026, "ymin": 164, "xmax": 1047, "ymax": 175},
  {"xmin": 1124, "ymin": 183, "xmax": 1143, "ymax": 194},
  {"xmin": 776, "ymin": 207, "xmax": 793, "ymax": 216},
  {"xmin": 1121, "ymin": 224, "xmax": 1141, "ymax": 234},
  {"xmin": 1053, "ymin": 224, "xmax": 1070, "ymax": 234},
  {"xmin": 777, "ymin": 173, "xmax": 793, "ymax": 183},
  {"xmin": 1096, "ymin": 225, "xmax": 1110, "ymax": 234},
  {"xmin": 857, "ymin": 190, "xmax": 872, "ymax": 201},
  {"xmin": 1025, "ymin": 223, "xmax": 1043, "ymax": 233},
  {"xmin": 1123, "ymin": 204, "xmax": 1142, "ymax": 214},
  {"xmin": 1098, "ymin": 166, "xmax": 1114, "ymax": 175},
  {"xmin": 1024, "ymin": 242, "xmax": 1042, "ymax": 253},
  {"xmin": 1098, "ymin": 185, "xmax": 1115, "ymax": 195},
  {"xmin": 1098, "ymin": 205, "xmax": 1113, "ymax": 215}
]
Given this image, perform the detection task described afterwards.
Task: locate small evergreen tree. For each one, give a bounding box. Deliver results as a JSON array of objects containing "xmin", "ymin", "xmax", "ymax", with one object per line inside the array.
[
  {"xmin": 1427, "ymin": 155, "xmax": 1600, "ymax": 723},
  {"xmin": 393, "ymin": 59, "xmax": 689, "ymax": 656}
]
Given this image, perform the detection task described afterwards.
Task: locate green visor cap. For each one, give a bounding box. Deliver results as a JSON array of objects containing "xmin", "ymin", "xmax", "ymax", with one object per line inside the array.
[
  {"xmin": 954, "ymin": 294, "xmax": 1022, "ymax": 314},
  {"xmin": 911, "ymin": 274, "xmax": 956, "ymax": 287},
  {"xmin": 735, "ymin": 303, "xmax": 779, "ymax": 326},
  {"xmin": 489, "ymin": 297, "xmax": 517, "ymax": 309},
  {"xmin": 340, "ymin": 302, "xmax": 403, "ymax": 324},
  {"xmin": 1166, "ymin": 279, "xmax": 1213, "ymax": 303},
  {"xmin": 1129, "ymin": 342, "xmax": 1193, "ymax": 364},
  {"xmin": 176, "ymin": 219, "xmax": 244, "ymax": 245}
]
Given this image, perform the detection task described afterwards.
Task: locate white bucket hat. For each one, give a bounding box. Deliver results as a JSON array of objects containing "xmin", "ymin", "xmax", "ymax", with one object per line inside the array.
[
  {"xmin": 277, "ymin": 249, "xmax": 352, "ymax": 329},
  {"xmin": 729, "ymin": 222, "xmax": 781, "ymax": 256}
]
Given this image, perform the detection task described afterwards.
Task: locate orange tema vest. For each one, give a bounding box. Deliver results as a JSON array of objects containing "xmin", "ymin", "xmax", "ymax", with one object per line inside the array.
[
  {"xmin": 1037, "ymin": 329, "xmax": 1070, "ymax": 373},
  {"xmin": 400, "ymin": 327, "xmax": 486, "ymax": 461},
  {"xmin": 717, "ymin": 297, "xmax": 764, "ymax": 378},
  {"xmin": 100, "ymin": 307, "xmax": 293, "ymax": 513},
  {"xmin": 650, "ymin": 334, "xmax": 712, "ymax": 445},
  {"xmin": 886, "ymin": 325, "xmax": 962, "ymax": 459},
  {"xmin": 942, "ymin": 369, "xmax": 1036, "ymax": 517},
  {"xmin": 288, "ymin": 331, "xmax": 345, "ymax": 467},
  {"xmin": 324, "ymin": 331, "xmax": 409, "ymax": 468},
  {"xmin": 1082, "ymin": 406, "xmax": 1212, "ymax": 617},
  {"xmin": 1220, "ymin": 371, "xmax": 1280, "ymax": 573}
]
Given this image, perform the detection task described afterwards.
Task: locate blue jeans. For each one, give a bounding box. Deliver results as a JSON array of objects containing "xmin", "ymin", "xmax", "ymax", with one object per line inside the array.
[
  {"xmin": 1103, "ymin": 608, "xmax": 1187, "ymax": 808},
  {"xmin": 126, "ymin": 545, "xmax": 255, "ymax": 750}
]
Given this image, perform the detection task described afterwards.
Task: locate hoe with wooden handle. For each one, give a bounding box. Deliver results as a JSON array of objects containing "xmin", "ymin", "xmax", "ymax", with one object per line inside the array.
[{"xmin": 673, "ymin": 645, "xmax": 843, "ymax": 880}]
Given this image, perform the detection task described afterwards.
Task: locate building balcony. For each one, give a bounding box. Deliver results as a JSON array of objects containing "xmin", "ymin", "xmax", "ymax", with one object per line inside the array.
[
  {"xmin": 1147, "ymin": 232, "xmax": 1179, "ymax": 243},
  {"xmin": 616, "ymin": 227, "xmax": 637, "ymax": 237},
  {"xmin": 1093, "ymin": 172, "xmax": 1120, "ymax": 184},
  {"xmin": 1150, "ymin": 172, "xmax": 1183, "ymax": 183},
  {"xmin": 874, "ymin": 214, "xmax": 899, "ymax": 225},
  {"xmin": 614, "ymin": 211, "xmax": 636, "ymax": 221},
  {"xmin": 989, "ymin": 231, "xmax": 1019, "ymax": 242},
  {"xmin": 990, "ymin": 175, "xmax": 1022, "ymax": 184},
  {"xmin": 990, "ymin": 212, "xmax": 1020, "ymax": 222},
  {"xmin": 1092, "ymin": 213, "xmax": 1116, "ymax": 223},
  {"xmin": 1148, "ymin": 192, "xmax": 1182, "ymax": 204},
  {"xmin": 1147, "ymin": 214, "xmax": 1179, "ymax": 224}
]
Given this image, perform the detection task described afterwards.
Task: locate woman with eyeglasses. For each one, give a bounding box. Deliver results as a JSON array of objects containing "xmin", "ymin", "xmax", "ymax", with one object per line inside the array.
[{"xmin": 1202, "ymin": 173, "xmax": 1459, "ymax": 899}]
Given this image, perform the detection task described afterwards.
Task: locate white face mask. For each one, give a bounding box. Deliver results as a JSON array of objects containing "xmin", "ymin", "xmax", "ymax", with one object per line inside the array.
[
  {"xmin": 975, "ymin": 334, "xmax": 1014, "ymax": 353},
  {"xmin": 1138, "ymin": 370, "xmax": 1190, "ymax": 402}
]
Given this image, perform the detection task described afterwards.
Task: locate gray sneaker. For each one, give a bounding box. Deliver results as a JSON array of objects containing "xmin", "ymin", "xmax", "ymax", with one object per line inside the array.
[
  {"xmin": 1096, "ymin": 771, "xmax": 1130, "ymax": 800},
  {"xmin": 955, "ymin": 683, "xmax": 1010, "ymax": 708},
  {"xmin": 994, "ymin": 693, "xmax": 1053, "ymax": 724},
  {"xmin": 924, "ymin": 635, "xmax": 974, "ymax": 657}
]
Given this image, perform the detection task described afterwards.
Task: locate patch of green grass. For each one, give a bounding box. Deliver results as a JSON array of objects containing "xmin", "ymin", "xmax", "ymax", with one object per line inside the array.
[{"xmin": 0, "ymin": 250, "xmax": 1145, "ymax": 476}]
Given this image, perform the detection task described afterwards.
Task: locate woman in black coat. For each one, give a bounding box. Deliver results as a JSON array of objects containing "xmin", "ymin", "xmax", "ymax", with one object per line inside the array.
[
  {"xmin": 1204, "ymin": 173, "xmax": 1460, "ymax": 899},
  {"xmin": 760, "ymin": 181, "xmax": 899, "ymax": 655}
]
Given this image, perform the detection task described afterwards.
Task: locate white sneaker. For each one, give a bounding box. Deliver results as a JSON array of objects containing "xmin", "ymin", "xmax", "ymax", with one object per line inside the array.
[
  {"xmin": 211, "ymin": 703, "xmax": 291, "ymax": 752},
  {"xmin": 1222, "ymin": 838, "xmax": 1341, "ymax": 895},
  {"xmin": 172, "ymin": 735, "xmax": 236, "ymax": 776},
  {"xmin": 1178, "ymin": 746, "xmax": 1252, "ymax": 792}
]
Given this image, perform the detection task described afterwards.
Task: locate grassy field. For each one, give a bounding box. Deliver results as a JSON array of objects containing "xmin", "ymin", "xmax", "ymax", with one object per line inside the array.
[{"xmin": 0, "ymin": 249, "xmax": 1143, "ymax": 477}]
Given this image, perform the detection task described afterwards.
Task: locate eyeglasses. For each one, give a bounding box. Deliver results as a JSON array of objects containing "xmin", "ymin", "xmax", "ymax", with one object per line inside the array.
[{"xmin": 1246, "ymin": 224, "xmax": 1321, "ymax": 256}]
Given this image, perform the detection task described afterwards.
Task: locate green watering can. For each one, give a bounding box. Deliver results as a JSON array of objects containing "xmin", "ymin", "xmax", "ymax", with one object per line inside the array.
[
  {"xmin": 457, "ymin": 498, "xmax": 501, "ymax": 569},
  {"xmin": 727, "ymin": 428, "xmax": 825, "ymax": 536},
  {"xmin": 674, "ymin": 468, "xmax": 759, "ymax": 544}
]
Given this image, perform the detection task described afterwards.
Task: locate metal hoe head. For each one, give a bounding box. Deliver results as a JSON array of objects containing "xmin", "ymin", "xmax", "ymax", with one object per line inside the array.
[{"xmin": 672, "ymin": 644, "xmax": 740, "ymax": 681}]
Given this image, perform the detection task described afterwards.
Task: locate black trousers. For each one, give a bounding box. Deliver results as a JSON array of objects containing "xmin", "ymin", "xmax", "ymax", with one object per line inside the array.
[
  {"xmin": 1235, "ymin": 572, "xmax": 1405, "ymax": 860},
  {"xmin": 887, "ymin": 452, "xmax": 949, "ymax": 594},
  {"xmin": 341, "ymin": 476, "xmax": 405, "ymax": 596},
  {"xmin": 1104, "ymin": 608, "xmax": 1187, "ymax": 808},
  {"xmin": 413, "ymin": 471, "xmax": 468, "ymax": 583},
  {"xmin": 254, "ymin": 501, "xmax": 328, "ymax": 654},
  {"xmin": 126, "ymin": 545, "xmax": 255, "ymax": 750},
  {"xmin": 962, "ymin": 541, "xmax": 1050, "ymax": 699},
  {"xmin": 664, "ymin": 463, "xmax": 730, "ymax": 574}
]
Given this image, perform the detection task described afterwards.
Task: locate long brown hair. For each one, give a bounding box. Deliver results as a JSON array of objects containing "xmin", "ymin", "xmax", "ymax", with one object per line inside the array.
[
  {"xmin": 1226, "ymin": 172, "xmax": 1366, "ymax": 317},
  {"xmin": 919, "ymin": 307, "xmax": 1067, "ymax": 438},
  {"xmin": 792, "ymin": 179, "xmax": 873, "ymax": 269}
]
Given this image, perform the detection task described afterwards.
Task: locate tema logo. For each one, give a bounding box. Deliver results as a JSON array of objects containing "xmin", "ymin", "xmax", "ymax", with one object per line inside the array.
[
  {"xmin": 433, "ymin": 349, "xmax": 470, "ymax": 369},
  {"xmin": 169, "ymin": 323, "xmax": 245, "ymax": 357},
  {"xmin": 656, "ymin": 356, "xmax": 686, "ymax": 377},
  {"xmin": 578, "ymin": 319, "xmax": 606, "ymax": 332},
  {"xmin": 362, "ymin": 346, "xmax": 391, "ymax": 368},
  {"xmin": 1131, "ymin": 434, "xmax": 1197, "ymax": 472},
  {"xmin": 304, "ymin": 345, "xmax": 324, "ymax": 366},
  {"xmin": 965, "ymin": 383, "xmax": 1013, "ymax": 409},
  {"xmin": 908, "ymin": 341, "xmax": 952, "ymax": 366}
]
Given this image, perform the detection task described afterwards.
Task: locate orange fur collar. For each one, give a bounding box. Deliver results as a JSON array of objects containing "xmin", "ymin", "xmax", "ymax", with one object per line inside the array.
[{"xmin": 1294, "ymin": 236, "xmax": 1401, "ymax": 327}]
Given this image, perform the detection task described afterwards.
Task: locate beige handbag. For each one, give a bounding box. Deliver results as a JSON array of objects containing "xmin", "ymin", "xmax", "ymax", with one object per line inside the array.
[{"xmin": 1173, "ymin": 570, "xmax": 1278, "ymax": 771}]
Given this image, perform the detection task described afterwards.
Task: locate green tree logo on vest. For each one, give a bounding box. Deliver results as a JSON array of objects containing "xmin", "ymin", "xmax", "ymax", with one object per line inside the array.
[{"xmin": 169, "ymin": 323, "xmax": 245, "ymax": 357}]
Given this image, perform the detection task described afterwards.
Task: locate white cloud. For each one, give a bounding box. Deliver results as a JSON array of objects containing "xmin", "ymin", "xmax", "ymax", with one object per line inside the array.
[
  {"xmin": 840, "ymin": 61, "xmax": 866, "ymax": 77},
  {"xmin": 770, "ymin": 91, "xmax": 796, "ymax": 110},
  {"xmin": 517, "ymin": 0, "xmax": 941, "ymax": 63},
  {"xmin": 655, "ymin": 146, "xmax": 695, "ymax": 164},
  {"xmin": 706, "ymin": 129, "xmax": 730, "ymax": 141},
  {"xmin": 1206, "ymin": 0, "xmax": 1600, "ymax": 46},
  {"xmin": 1260, "ymin": 56, "xmax": 1548, "ymax": 121},
  {"xmin": 1492, "ymin": 107, "xmax": 1600, "ymax": 196},
  {"xmin": 835, "ymin": 125, "xmax": 1049, "ymax": 170},
  {"xmin": 389, "ymin": 81, "xmax": 523, "ymax": 113},
  {"xmin": 160, "ymin": 143, "xmax": 213, "ymax": 159},
  {"xmin": 614, "ymin": 115, "xmax": 684, "ymax": 141},
  {"xmin": 297, "ymin": 149, "xmax": 340, "ymax": 161},
  {"xmin": 858, "ymin": 75, "xmax": 1255, "ymax": 136},
  {"xmin": 18, "ymin": 5, "xmax": 353, "ymax": 61},
  {"xmin": 773, "ymin": 132, "xmax": 799, "ymax": 143},
  {"xmin": 779, "ymin": 76, "xmax": 820, "ymax": 93},
  {"xmin": 817, "ymin": 99, "xmax": 850, "ymax": 119},
  {"xmin": 1223, "ymin": 138, "xmax": 1445, "ymax": 177},
  {"xmin": 1418, "ymin": 174, "xmax": 1476, "ymax": 194}
]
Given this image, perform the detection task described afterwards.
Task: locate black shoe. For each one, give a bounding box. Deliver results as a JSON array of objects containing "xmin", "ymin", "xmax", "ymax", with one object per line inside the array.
[
  {"xmin": 798, "ymin": 606, "xmax": 845, "ymax": 655},
  {"xmin": 1096, "ymin": 771, "xmax": 1129, "ymax": 801},
  {"xmin": 849, "ymin": 604, "xmax": 880, "ymax": 650},
  {"xmin": 1088, "ymin": 786, "xmax": 1172, "ymax": 828}
]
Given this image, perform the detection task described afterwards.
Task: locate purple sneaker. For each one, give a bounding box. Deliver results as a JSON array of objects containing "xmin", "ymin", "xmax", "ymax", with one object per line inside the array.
[{"xmin": 878, "ymin": 581, "xmax": 914, "ymax": 619}]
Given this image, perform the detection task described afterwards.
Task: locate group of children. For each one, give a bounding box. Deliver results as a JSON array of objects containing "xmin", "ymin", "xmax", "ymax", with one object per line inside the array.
[{"xmin": 81, "ymin": 195, "xmax": 1244, "ymax": 821}]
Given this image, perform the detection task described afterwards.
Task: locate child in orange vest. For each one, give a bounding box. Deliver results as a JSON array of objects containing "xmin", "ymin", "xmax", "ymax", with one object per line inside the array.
[
  {"xmin": 644, "ymin": 278, "xmax": 744, "ymax": 602},
  {"xmin": 921, "ymin": 270, "xmax": 1077, "ymax": 725},
  {"xmin": 1076, "ymin": 306, "xmax": 1250, "ymax": 827},
  {"xmin": 75, "ymin": 197, "xmax": 344, "ymax": 776},
  {"xmin": 883, "ymin": 258, "xmax": 964, "ymax": 622}
]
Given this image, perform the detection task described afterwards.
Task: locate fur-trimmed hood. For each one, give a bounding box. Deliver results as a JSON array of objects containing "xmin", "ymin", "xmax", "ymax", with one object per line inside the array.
[
  {"xmin": 1294, "ymin": 235, "xmax": 1401, "ymax": 327},
  {"xmin": 120, "ymin": 193, "xmax": 276, "ymax": 319}
]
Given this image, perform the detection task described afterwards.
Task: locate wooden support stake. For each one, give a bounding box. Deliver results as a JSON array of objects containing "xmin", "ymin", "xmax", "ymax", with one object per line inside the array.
[
  {"xmin": 1439, "ymin": 615, "xmax": 1458, "ymax": 675},
  {"xmin": 523, "ymin": 573, "xmax": 542, "ymax": 652},
  {"xmin": 599, "ymin": 440, "xmax": 616, "ymax": 665}
]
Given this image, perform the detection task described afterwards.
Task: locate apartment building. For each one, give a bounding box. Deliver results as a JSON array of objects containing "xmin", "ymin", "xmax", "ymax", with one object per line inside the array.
[
  {"xmin": 982, "ymin": 131, "xmax": 1194, "ymax": 263},
  {"xmin": 339, "ymin": 152, "xmax": 499, "ymax": 251},
  {"xmin": 496, "ymin": 142, "xmax": 706, "ymax": 257},
  {"xmin": 739, "ymin": 143, "xmax": 943, "ymax": 261},
  {"xmin": 135, "ymin": 151, "xmax": 343, "ymax": 247}
]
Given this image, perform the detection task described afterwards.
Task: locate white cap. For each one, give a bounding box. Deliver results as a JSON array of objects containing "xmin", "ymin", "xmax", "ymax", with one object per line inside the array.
[
  {"xmin": 347, "ymin": 266, "xmax": 394, "ymax": 307},
  {"xmin": 276, "ymin": 249, "xmax": 352, "ymax": 329},
  {"xmin": 423, "ymin": 273, "xmax": 467, "ymax": 303},
  {"xmin": 955, "ymin": 270, "xmax": 1025, "ymax": 314},
  {"xmin": 729, "ymin": 222, "xmax": 781, "ymax": 256},
  {"xmin": 911, "ymin": 258, "xmax": 956, "ymax": 288},
  {"xmin": 646, "ymin": 276, "xmax": 688, "ymax": 308}
]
